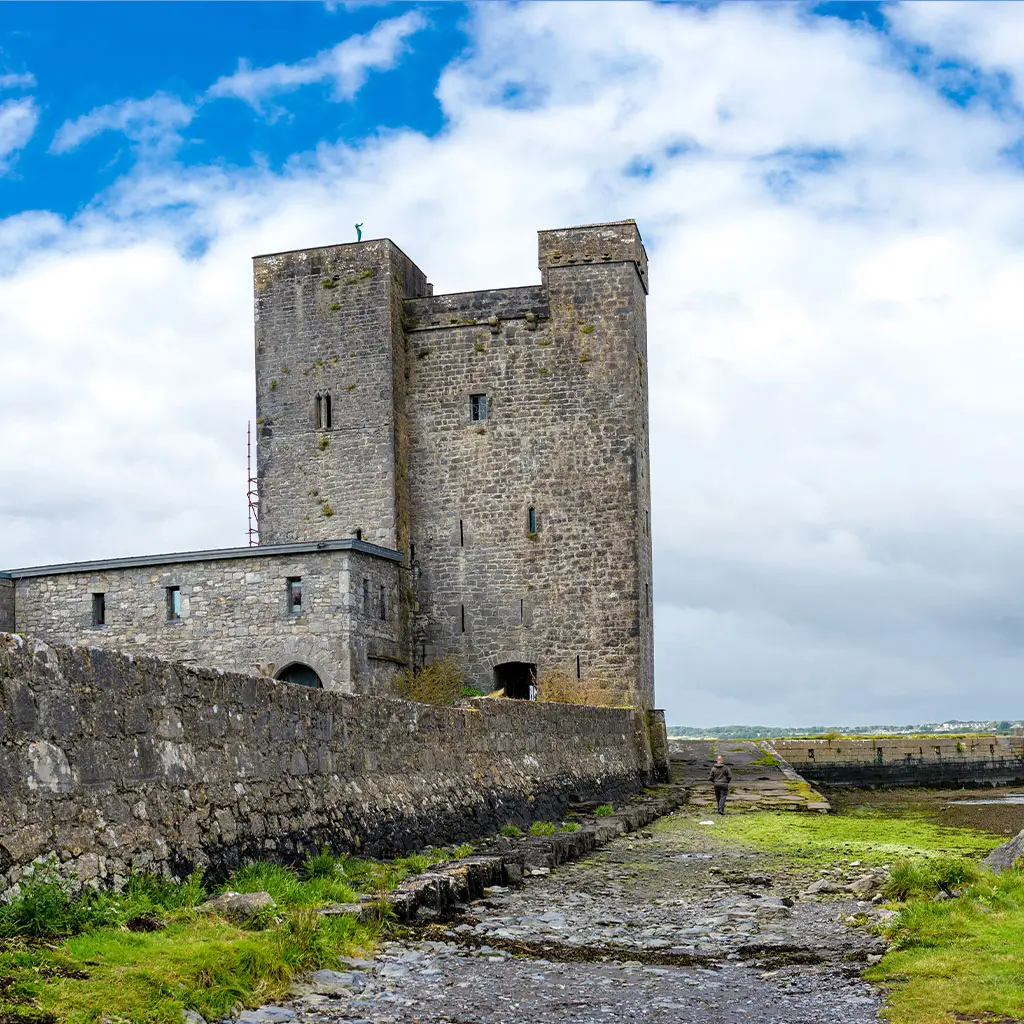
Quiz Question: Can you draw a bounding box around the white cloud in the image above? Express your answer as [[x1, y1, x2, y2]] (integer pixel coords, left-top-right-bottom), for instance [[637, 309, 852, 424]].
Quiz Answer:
[[6, 1, 1024, 725], [50, 91, 194, 156], [0, 72, 36, 90], [0, 97, 38, 171], [207, 10, 426, 111]]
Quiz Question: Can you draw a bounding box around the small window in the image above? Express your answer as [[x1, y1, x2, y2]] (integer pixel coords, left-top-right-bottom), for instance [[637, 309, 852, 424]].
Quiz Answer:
[[527, 506, 537, 533], [287, 577, 302, 614], [379, 584, 387, 621], [166, 586, 182, 622], [576, 654, 581, 680], [470, 393, 487, 422], [362, 578, 370, 615], [91, 593, 105, 627], [460, 604, 466, 633], [459, 519, 464, 547], [315, 393, 332, 430], [354, 527, 362, 541], [807, 748, 814, 760], [876, 749, 884, 763]]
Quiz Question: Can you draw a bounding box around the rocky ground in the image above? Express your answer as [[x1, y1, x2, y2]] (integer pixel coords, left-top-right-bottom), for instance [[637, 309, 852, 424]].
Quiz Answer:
[[237, 806, 890, 1024]]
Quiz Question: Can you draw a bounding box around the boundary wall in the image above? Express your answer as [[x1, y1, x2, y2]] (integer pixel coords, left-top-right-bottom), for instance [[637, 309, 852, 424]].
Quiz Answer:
[[771, 737, 1024, 789], [0, 634, 657, 891]]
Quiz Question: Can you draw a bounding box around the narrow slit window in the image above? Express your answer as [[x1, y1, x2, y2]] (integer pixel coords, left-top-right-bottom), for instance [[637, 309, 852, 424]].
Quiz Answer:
[[459, 519, 464, 547], [576, 655, 581, 680], [460, 604, 466, 633], [287, 577, 302, 615], [470, 393, 487, 422], [520, 598, 524, 623], [410, 542, 415, 563], [379, 584, 387, 621], [362, 578, 370, 615], [354, 528, 363, 541], [166, 586, 182, 622], [527, 506, 537, 533], [91, 592, 105, 627], [315, 393, 333, 430]]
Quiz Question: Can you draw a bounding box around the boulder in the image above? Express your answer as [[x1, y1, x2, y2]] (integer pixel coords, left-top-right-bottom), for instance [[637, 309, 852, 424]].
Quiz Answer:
[[200, 890, 275, 923], [982, 829, 1024, 873]]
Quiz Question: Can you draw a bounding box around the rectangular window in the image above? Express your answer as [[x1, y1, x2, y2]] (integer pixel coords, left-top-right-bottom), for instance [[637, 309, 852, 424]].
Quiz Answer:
[[379, 584, 387, 621], [470, 393, 487, 422], [527, 506, 537, 533], [166, 586, 182, 622], [576, 655, 581, 680], [459, 519, 464, 547], [460, 604, 465, 633], [91, 592, 105, 627], [362, 578, 370, 615], [287, 577, 302, 614]]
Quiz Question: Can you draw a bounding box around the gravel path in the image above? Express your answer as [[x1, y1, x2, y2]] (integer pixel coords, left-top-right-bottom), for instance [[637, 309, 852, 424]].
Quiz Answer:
[[241, 809, 887, 1024]]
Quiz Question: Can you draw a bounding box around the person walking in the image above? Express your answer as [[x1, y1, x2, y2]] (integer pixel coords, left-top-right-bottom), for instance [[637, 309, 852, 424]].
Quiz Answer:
[[710, 754, 732, 815]]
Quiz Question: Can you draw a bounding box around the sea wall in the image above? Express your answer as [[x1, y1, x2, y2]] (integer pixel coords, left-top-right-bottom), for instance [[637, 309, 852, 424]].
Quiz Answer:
[[0, 634, 657, 890]]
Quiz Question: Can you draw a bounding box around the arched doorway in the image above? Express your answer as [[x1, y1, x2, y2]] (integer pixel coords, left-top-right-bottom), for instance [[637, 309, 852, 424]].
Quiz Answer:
[[276, 663, 323, 688], [493, 661, 536, 700]]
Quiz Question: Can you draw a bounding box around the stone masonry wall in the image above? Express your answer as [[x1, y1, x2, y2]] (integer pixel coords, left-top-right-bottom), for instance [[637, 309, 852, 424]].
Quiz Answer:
[[12, 547, 405, 694], [404, 222, 654, 706], [0, 579, 12, 633], [773, 735, 1024, 765], [0, 634, 655, 890], [254, 240, 429, 550]]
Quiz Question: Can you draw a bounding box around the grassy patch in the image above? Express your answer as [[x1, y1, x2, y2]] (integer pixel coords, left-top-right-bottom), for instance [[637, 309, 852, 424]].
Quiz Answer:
[[867, 868, 1024, 1024], [658, 807, 1000, 868], [529, 821, 557, 837], [0, 845, 472, 1023], [595, 805, 614, 817]]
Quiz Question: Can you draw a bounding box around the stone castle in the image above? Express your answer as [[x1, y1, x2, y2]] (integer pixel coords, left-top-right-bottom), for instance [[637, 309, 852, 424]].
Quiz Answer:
[[1, 220, 654, 707]]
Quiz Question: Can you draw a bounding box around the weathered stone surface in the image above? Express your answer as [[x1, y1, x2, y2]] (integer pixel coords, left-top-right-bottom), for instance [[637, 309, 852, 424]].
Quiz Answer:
[[11, 546, 404, 695], [201, 890, 276, 923], [981, 828, 1024, 872], [8, 221, 655, 711], [0, 635, 656, 890], [0, 579, 13, 633]]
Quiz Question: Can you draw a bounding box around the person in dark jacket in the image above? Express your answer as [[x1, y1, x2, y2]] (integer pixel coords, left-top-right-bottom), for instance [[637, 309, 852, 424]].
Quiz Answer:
[[709, 755, 732, 815]]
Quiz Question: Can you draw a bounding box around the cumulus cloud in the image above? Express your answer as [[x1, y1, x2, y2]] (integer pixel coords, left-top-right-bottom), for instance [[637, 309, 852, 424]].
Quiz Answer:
[[6, 1, 1024, 725], [0, 97, 38, 171], [50, 91, 194, 156], [207, 10, 426, 111]]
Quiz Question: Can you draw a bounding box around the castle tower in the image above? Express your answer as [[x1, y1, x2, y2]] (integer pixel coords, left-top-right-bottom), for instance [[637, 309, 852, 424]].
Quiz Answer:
[[254, 221, 654, 708], [253, 239, 429, 549]]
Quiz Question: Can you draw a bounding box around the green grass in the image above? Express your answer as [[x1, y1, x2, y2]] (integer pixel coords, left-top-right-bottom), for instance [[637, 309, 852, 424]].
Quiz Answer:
[[500, 824, 523, 838], [657, 807, 1001, 868], [560, 822, 582, 833], [594, 805, 614, 817], [866, 867, 1024, 1023], [0, 844, 474, 1023], [529, 821, 557, 836]]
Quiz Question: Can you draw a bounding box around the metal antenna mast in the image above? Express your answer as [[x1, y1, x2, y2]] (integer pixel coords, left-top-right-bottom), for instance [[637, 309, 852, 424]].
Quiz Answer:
[[247, 421, 259, 546]]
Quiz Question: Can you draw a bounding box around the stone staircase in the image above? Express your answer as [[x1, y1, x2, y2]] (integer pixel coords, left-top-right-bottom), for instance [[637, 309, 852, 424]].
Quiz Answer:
[[669, 739, 831, 814]]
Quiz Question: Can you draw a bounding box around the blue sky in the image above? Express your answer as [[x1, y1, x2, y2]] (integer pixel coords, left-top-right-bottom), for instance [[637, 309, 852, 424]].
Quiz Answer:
[[4, 1, 1024, 727]]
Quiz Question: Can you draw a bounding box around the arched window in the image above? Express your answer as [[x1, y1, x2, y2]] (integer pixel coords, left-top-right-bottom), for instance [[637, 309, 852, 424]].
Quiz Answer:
[[315, 393, 332, 430]]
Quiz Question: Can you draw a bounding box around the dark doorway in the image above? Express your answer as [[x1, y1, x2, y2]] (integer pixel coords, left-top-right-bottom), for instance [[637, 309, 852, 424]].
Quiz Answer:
[[494, 661, 536, 700], [276, 663, 322, 688]]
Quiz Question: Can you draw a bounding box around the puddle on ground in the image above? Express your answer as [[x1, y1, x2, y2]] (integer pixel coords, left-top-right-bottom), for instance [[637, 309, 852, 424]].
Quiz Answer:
[[949, 795, 1024, 805]]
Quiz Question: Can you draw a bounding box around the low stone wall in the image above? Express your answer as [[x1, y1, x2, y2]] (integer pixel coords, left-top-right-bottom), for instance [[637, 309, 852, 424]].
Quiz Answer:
[[773, 735, 1024, 765], [0, 634, 657, 891], [789, 757, 1024, 790]]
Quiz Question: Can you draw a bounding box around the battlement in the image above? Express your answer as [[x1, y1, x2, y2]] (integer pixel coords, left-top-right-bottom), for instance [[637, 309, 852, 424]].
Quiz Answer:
[[538, 220, 648, 293]]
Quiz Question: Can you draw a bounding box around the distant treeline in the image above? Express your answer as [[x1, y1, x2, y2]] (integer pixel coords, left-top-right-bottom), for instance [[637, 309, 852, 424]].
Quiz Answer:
[[668, 721, 1022, 739]]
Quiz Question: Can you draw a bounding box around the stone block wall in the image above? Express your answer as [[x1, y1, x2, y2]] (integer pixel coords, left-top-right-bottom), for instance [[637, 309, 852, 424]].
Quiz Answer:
[[773, 735, 1024, 765], [0, 579, 12, 633], [403, 222, 654, 706], [0, 634, 656, 890], [254, 239, 429, 550], [11, 544, 405, 694]]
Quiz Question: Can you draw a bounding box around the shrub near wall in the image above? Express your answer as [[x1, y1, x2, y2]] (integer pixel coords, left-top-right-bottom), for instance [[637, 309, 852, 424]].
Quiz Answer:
[[0, 634, 655, 890]]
